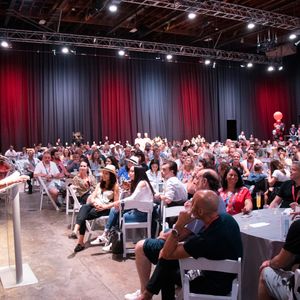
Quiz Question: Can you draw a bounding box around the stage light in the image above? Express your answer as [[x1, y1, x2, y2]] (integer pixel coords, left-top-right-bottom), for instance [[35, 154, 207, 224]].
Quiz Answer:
[[204, 59, 211, 65], [61, 46, 69, 54], [240, 64, 245, 68], [278, 66, 283, 71], [109, 4, 118, 12], [289, 33, 297, 40], [166, 54, 173, 60], [247, 62, 253, 68], [1, 40, 9, 48], [247, 22, 255, 29], [212, 62, 216, 68], [118, 49, 125, 56], [188, 12, 196, 20], [267, 66, 274, 72]]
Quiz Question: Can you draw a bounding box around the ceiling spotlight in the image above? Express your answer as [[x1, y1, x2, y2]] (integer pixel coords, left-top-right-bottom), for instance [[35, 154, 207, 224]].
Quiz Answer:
[[212, 62, 216, 68], [61, 46, 69, 54], [247, 62, 253, 68], [267, 66, 274, 72], [166, 54, 173, 60], [240, 64, 245, 68], [188, 12, 196, 20], [247, 22, 255, 29], [1, 40, 9, 48], [118, 49, 125, 56], [109, 4, 118, 12], [129, 28, 138, 33], [204, 59, 211, 65], [278, 66, 283, 71], [289, 33, 297, 40]]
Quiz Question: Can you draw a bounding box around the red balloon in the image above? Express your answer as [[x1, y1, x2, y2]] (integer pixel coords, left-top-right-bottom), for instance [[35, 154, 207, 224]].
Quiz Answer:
[[273, 111, 283, 121]]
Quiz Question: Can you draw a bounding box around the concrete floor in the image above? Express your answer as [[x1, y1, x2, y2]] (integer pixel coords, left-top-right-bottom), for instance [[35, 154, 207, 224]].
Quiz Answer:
[[0, 189, 161, 300]]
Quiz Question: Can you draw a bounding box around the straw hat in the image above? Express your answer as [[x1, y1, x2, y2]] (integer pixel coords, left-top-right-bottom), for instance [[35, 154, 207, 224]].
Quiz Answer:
[[101, 164, 116, 176], [126, 155, 139, 165]]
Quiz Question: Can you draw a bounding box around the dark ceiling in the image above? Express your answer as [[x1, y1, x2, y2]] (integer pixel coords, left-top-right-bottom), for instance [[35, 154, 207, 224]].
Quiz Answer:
[[0, 0, 300, 60]]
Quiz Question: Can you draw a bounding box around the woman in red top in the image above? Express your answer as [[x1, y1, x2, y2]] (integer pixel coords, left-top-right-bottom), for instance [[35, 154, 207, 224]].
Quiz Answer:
[[219, 166, 253, 215]]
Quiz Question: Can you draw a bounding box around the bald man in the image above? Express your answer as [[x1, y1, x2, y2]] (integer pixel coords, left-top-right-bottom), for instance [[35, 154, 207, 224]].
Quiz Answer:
[[124, 169, 226, 300], [141, 190, 243, 300]]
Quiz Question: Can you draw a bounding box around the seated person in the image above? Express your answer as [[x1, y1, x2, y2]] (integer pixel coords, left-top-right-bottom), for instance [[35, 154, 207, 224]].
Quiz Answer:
[[91, 166, 154, 249], [124, 168, 225, 300], [23, 148, 40, 194], [68, 165, 119, 252], [240, 148, 262, 177], [154, 161, 187, 206], [139, 190, 243, 300], [89, 149, 105, 182], [177, 156, 194, 184], [72, 161, 97, 204], [118, 155, 139, 184], [258, 219, 300, 300], [265, 160, 290, 205], [270, 161, 300, 208], [146, 159, 162, 192], [247, 164, 267, 184], [66, 152, 81, 173], [51, 148, 71, 178], [219, 167, 253, 215], [34, 151, 63, 207], [245, 164, 267, 193]]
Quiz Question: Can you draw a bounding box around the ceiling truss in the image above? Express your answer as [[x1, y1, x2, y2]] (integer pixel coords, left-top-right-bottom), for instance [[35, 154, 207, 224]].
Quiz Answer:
[[121, 0, 300, 30], [0, 28, 275, 64]]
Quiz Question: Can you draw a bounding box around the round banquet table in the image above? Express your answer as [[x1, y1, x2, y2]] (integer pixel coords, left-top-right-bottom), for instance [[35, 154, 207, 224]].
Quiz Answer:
[[233, 208, 286, 300]]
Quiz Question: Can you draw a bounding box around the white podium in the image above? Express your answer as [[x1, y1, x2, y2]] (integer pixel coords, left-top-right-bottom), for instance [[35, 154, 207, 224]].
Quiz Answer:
[[0, 182, 38, 288]]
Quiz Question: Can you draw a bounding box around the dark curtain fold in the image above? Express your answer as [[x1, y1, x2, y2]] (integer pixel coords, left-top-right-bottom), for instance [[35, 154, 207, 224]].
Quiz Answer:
[[0, 50, 299, 151]]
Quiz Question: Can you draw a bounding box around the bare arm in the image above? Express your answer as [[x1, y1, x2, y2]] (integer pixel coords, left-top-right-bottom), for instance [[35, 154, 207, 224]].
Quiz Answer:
[[160, 211, 194, 260], [259, 248, 295, 273], [269, 195, 282, 208]]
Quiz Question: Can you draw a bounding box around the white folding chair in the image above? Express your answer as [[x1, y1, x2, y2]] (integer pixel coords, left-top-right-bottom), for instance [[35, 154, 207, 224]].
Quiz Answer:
[[122, 201, 153, 258], [294, 269, 300, 300], [67, 185, 108, 240], [37, 176, 59, 211], [162, 204, 185, 231], [179, 257, 242, 300]]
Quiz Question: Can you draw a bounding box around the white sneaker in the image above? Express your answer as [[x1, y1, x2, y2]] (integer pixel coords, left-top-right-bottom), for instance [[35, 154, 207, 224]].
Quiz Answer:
[[90, 233, 108, 245], [102, 243, 112, 252], [124, 289, 141, 300]]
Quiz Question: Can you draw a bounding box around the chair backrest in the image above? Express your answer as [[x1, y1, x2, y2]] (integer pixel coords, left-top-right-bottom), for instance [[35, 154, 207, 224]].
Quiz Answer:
[[179, 257, 242, 300], [67, 185, 82, 211], [294, 269, 300, 300], [162, 205, 185, 230]]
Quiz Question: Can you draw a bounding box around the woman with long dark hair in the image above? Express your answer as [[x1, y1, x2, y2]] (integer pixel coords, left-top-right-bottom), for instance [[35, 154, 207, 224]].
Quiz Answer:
[[219, 166, 253, 215], [89, 149, 104, 182], [91, 166, 154, 247], [68, 165, 119, 252]]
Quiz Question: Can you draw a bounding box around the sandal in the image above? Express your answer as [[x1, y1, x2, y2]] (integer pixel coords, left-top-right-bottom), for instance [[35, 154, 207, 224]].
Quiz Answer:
[[74, 244, 85, 252], [68, 232, 77, 239]]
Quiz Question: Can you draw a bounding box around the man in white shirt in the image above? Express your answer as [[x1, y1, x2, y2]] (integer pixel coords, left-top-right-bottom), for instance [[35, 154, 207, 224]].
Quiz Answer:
[[155, 161, 187, 206], [34, 151, 62, 206], [5, 145, 18, 161]]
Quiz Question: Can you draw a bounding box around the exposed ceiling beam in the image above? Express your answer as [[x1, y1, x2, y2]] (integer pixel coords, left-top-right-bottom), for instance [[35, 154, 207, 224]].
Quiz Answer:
[[0, 28, 276, 64], [107, 6, 145, 35], [120, 0, 300, 30]]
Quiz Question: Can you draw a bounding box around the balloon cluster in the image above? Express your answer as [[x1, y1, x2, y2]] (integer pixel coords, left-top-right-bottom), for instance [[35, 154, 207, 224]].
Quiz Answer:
[[272, 111, 285, 141]]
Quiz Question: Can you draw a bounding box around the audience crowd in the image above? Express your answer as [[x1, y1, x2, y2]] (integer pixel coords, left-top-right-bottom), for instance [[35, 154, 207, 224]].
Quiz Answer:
[[2, 130, 300, 300]]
